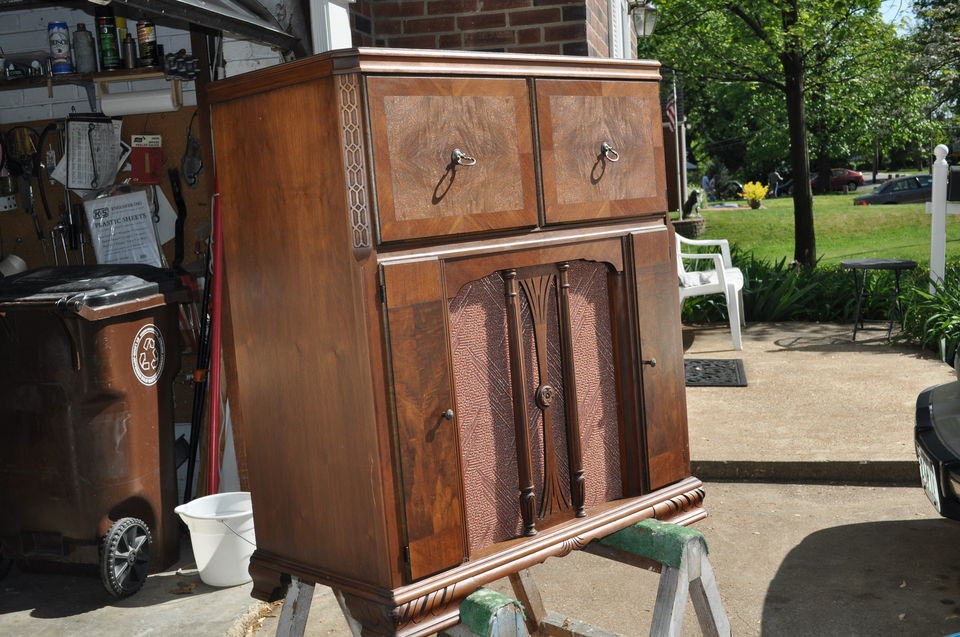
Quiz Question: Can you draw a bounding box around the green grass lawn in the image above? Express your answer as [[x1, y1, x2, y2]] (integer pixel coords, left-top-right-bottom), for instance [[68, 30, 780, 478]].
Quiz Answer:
[[688, 190, 960, 266]]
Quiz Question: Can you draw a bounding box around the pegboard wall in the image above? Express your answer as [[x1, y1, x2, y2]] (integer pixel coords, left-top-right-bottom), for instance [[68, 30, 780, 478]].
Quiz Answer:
[[0, 106, 212, 275]]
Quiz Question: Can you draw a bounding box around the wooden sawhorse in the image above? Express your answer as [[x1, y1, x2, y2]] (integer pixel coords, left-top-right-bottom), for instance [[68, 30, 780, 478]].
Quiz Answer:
[[275, 519, 729, 637]]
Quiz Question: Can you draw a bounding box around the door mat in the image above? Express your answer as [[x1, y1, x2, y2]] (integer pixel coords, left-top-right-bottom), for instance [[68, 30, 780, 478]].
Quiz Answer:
[[684, 359, 747, 387]]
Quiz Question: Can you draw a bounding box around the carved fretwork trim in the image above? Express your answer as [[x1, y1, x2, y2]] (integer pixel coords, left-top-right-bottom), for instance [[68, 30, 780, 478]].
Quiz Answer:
[[336, 73, 372, 258]]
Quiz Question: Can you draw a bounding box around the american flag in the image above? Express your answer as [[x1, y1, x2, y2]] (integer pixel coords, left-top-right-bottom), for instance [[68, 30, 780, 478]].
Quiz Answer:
[[665, 94, 677, 132]]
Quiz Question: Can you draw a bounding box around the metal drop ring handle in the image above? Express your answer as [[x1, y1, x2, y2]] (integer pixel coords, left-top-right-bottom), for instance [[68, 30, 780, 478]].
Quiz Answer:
[[600, 141, 620, 162], [451, 148, 477, 167]]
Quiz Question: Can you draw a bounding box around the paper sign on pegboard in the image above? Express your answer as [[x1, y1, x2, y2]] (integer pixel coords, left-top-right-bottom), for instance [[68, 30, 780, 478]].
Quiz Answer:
[[83, 190, 162, 267]]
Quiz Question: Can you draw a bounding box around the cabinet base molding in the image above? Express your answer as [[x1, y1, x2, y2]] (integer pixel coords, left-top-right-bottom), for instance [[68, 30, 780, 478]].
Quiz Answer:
[[250, 477, 705, 636]]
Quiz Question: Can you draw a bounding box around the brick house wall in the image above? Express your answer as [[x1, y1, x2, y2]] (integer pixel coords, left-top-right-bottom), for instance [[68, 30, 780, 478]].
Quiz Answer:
[[350, 0, 632, 58]]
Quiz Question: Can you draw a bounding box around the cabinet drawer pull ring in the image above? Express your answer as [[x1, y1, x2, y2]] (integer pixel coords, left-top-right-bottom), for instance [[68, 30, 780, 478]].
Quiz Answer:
[[451, 148, 477, 166], [442, 408, 455, 421], [600, 141, 620, 162], [642, 358, 657, 367]]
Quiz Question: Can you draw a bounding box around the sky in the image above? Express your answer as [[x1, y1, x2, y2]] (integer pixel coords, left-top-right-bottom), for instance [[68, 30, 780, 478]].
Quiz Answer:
[[881, 0, 914, 28]]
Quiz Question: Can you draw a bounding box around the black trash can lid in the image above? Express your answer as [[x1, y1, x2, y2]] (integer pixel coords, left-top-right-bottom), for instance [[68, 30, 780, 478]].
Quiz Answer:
[[0, 265, 187, 310]]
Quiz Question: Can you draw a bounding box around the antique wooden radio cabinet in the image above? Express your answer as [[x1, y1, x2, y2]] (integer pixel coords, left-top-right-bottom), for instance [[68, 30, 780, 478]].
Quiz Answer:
[[207, 48, 705, 636]]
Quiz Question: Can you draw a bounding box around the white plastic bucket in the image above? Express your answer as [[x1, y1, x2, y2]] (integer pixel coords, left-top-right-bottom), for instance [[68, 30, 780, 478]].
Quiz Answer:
[[174, 492, 256, 587]]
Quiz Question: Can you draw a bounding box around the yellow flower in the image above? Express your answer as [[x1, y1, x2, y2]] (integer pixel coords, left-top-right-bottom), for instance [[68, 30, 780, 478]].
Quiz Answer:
[[739, 181, 770, 204]]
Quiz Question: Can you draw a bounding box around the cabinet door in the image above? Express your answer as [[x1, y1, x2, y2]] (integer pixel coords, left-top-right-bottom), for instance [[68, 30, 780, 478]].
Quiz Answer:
[[537, 79, 667, 224], [382, 260, 467, 581], [367, 77, 538, 243], [631, 229, 690, 489]]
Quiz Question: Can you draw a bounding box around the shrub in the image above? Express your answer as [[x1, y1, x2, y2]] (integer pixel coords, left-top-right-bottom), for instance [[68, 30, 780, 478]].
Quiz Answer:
[[680, 248, 923, 324], [899, 261, 960, 362]]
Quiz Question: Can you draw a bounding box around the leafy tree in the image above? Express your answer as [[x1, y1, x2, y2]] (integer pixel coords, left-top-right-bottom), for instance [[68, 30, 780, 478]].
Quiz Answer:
[[805, 21, 939, 183], [912, 0, 960, 113], [639, 0, 905, 267]]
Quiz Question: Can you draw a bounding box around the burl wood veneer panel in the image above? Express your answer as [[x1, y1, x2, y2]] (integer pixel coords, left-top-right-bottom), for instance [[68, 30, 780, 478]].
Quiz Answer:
[[383, 259, 468, 581], [367, 76, 538, 243], [537, 79, 668, 224]]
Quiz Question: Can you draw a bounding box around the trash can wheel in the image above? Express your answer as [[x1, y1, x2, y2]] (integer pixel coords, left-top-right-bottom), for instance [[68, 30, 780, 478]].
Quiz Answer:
[[100, 517, 153, 598]]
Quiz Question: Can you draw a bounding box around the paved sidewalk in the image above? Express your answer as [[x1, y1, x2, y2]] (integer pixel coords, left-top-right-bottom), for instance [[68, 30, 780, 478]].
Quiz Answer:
[[683, 322, 953, 483]]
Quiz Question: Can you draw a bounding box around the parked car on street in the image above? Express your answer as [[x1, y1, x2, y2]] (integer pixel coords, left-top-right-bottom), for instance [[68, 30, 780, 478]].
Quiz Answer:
[[853, 174, 933, 205], [812, 168, 865, 192], [779, 168, 865, 195], [915, 379, 960, 521]]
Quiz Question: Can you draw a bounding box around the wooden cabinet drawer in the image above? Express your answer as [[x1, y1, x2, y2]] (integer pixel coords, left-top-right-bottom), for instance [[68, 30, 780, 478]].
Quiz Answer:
[[536, 79, 667, 224], [367, 77, 538, 243]]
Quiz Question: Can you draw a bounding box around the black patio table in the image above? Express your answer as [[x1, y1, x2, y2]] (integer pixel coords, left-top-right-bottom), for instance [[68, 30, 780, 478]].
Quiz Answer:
[[840, 258, 918, 340]]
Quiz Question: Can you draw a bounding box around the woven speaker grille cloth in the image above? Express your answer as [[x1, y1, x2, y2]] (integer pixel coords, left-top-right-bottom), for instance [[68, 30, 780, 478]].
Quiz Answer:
[[449, 261, 621, 554]]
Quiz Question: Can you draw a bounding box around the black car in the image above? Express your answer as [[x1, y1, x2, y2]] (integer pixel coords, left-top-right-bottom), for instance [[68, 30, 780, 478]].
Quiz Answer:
[[915, 380, 960, 520], [854, 174, 933, 205]]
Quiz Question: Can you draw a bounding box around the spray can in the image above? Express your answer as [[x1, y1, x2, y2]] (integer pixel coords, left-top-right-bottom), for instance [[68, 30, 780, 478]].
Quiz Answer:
[[136, 20, 158, 67], [95, 6, 122, 70], [72, 23, 96, 73], [115, 16, 128, 42], [48, 21, 73, 74]]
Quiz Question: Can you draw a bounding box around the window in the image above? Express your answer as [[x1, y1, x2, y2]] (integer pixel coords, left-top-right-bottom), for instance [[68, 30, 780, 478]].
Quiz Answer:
[[311, 0, 355, 54], [608, 0, 633, 59]]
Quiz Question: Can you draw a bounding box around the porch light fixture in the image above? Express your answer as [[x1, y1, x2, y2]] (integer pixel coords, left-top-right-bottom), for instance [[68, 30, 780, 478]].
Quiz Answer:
[[628, 1, 658, 37]]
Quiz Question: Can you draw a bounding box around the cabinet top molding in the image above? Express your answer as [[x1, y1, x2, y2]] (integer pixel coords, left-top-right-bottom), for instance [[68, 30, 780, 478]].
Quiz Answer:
[[207, 47, 663, 103]]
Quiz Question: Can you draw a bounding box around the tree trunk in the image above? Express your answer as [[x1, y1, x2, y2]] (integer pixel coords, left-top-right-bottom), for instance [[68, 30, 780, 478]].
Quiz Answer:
[[815, 153, 832, 195], [781, 49, 816, 268]]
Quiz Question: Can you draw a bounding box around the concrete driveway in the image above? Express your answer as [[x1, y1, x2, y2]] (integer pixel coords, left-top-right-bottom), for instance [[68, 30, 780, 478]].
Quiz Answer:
[[2, 322, 958, 636]]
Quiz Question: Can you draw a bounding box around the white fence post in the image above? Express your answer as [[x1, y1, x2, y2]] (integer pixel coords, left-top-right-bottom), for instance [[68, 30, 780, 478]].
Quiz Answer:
[[930, 144, 949, 294]]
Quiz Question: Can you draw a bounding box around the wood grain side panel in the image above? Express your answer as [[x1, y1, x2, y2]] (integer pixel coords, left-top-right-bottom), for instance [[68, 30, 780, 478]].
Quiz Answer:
[[367, 77, 538, 242], [383, 260, 467, 581], [630, 229, 690, 489], [211, 78, 393, 587], [537, 79, 668, 224]]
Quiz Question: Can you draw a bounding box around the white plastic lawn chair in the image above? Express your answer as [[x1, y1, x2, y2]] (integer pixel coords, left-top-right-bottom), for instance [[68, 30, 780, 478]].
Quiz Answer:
[[676, 234, 745, 351]]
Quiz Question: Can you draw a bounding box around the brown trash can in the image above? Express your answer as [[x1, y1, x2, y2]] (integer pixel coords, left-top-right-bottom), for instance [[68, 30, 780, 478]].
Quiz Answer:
[[0, 265, 189, 597]]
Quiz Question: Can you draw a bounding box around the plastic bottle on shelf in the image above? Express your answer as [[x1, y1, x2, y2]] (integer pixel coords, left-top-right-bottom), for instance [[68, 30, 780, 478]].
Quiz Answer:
[[73, 23, 97, 73]]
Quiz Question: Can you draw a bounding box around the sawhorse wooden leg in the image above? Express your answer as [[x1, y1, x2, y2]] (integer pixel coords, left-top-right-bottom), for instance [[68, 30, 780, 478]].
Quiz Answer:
[[275, 577, 363, 637], [587, 519, 730, 637], [276, 576, 314, 637]]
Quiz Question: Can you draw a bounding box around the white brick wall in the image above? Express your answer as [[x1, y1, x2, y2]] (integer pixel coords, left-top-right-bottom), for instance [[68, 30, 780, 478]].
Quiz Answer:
[[0, 5, 198, 125], [221, 39, 284, 77]]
